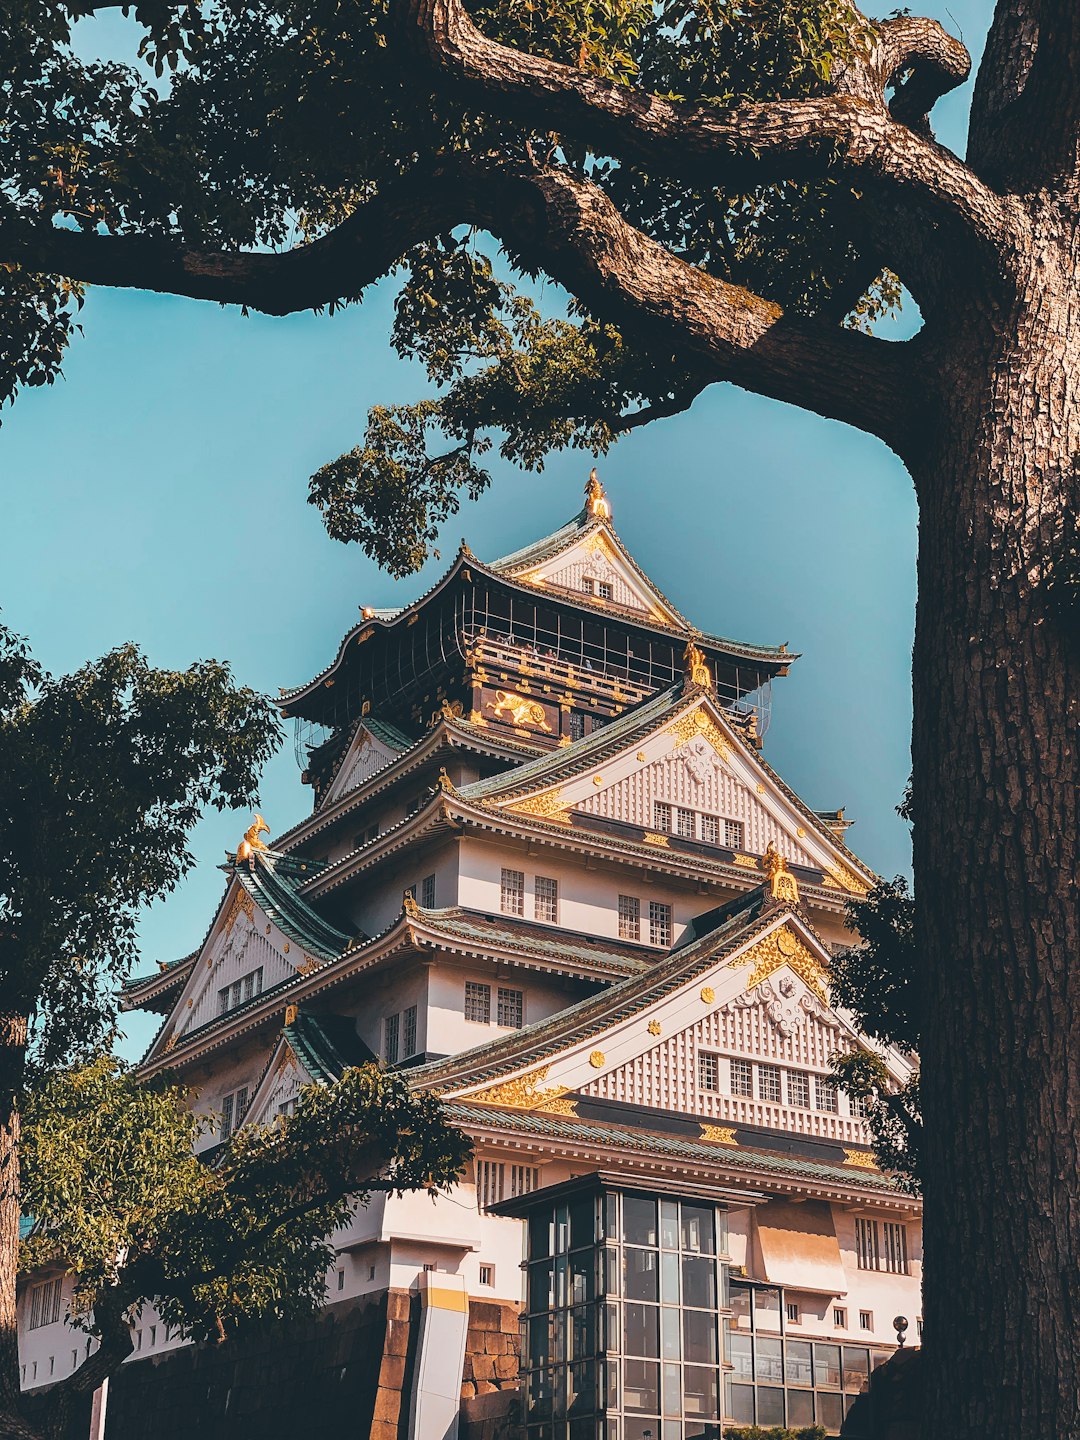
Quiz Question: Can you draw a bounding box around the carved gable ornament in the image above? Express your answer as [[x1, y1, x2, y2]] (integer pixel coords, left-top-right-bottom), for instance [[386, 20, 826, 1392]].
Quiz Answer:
[[731, 972, 839, 1037], [729, 924, 829, 1003], [680, 732, 723, 786]]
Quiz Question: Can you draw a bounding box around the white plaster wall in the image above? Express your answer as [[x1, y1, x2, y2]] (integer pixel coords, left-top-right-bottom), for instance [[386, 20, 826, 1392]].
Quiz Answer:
[[425, 958, 581, 1059]]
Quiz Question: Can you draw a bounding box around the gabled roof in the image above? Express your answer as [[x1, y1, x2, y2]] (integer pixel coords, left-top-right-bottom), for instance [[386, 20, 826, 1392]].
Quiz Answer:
[[232, 850, 353, 961], [283, 1009, 377, 1084]]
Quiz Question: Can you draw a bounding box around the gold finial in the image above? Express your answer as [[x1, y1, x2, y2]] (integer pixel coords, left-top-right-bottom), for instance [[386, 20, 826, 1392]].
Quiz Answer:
[[235, 814, 270, 865], [437, 767, 456, 793], [682, 639, 713, 690], [360, 605, 376, 619], [762, 842, 800, 906], [402, 891, 420, 916], [284, 1004, 298, 1026], [584, 468, 610, 519]]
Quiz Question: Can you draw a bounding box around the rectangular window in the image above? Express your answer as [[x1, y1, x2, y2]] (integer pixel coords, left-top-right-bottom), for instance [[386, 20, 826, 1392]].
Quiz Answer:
[[220, 1092, 234, 1141], [479, 1264, 494, 1287], [243, 970, 256, 1003], [675, 807, 696, 839], [855, 1217, 880, 1271], [815, 1075, 839, 1112], [618, 894, 641, 941], [730, 1058, 753, 1098], [277, 1097, 298, 1119], [700, 814, 719, 845], [534, 875, 558, 923], [724, 818, 745, 849], [788, 1071, 810, 1108], [568, 712, 585, 741], [834, 1307, 847, 1329], [649, 901, 672, 947], [384, 1012, 400, 1064], [28, 1278, 62, 1330], [402, 1005, 417, 1058], [698, 1051, 720, 1093], [860, 1310, 873, 1331], [849, 1090, 869, 1118], [786, 1302, 801, 1325], [597, 581, 613, 600], [510, 1164, 538, 1197], [421, 873, 436, 908], [219, 968, 262, 1016], [235, 1087, 248, 1126], [337, 1269, 345, 1292], [497, 987, 524, 1028], [758, 1063, 782, 1103], [500, 867, 525, 916], [653, 801, 672, 832], [464, 981, 491, 1024], [477, 1159, 505, 1211], [882, 1221, 909, 1274]]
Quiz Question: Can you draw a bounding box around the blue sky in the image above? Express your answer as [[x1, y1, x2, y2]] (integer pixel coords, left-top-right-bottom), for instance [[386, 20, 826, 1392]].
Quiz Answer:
[[0, 2, 989, 1058]]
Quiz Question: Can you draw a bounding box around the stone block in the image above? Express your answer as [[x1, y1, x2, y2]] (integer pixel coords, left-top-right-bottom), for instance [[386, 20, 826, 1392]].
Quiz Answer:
[[378, 1354, 407, 1391], [386, 1290, 411, 1322], [476, 1381, 498, 1395], [372, 1387, 401, 1426], [494, 1355, 518, 1380], [370, 1422, 398, 1440], [470, 1302, 503, 1331], [499, 1306, 522, 1334], [384, 1319, 410, 1356], [461, 1382, 476, 1401], [472, 1355, 496, 1382]]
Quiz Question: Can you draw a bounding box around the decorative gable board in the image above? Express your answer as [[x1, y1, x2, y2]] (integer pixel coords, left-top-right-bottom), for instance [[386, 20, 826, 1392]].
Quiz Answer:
[[244, 1046, 309, 1128], [150, 881, 306, 1054], [322, 725, 402, 808], [513, 530, 681, 625]]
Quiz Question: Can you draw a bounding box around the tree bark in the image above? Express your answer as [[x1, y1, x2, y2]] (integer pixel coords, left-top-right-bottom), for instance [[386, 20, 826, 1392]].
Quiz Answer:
[[912, 212, 1080, 1438], [0, 1015, 40, 1440]]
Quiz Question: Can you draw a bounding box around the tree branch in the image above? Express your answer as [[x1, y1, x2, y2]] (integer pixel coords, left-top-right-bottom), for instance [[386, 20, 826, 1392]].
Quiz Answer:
[[400, 0, 1010, 269]]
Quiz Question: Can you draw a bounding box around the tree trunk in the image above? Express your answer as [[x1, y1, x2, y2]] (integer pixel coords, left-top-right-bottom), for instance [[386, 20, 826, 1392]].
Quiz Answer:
[[913, 223, 1080, 1439], [0, 1015, 40, 1440]]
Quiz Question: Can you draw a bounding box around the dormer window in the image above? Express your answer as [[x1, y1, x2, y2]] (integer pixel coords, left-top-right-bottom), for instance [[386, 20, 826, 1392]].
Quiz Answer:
[[218, 967, 262, 1016], [583, 578, 613, 601]]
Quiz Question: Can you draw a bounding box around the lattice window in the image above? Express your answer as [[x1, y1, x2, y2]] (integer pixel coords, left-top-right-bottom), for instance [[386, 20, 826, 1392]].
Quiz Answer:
[[815, 1076, 839, 1112], [700, 814, 719, 845], [653, 801, 672, 832], [848, 1090, 868, 1118], [724, 818, 745, 849], [698, 1051, 720, 1093], [220, 1086, 247, 1141], [855, 1217, 879, 1271], [500, 868, 525, 916], [568, 712, 585, 741], [28, 1278, 62, 1331], [421, 873, 436, 907], [534, 875, 558, 923], [788, 1071, 811, 1108], [675, 807, 696, 839], [618, 894, 641, 941], [219, 967, 262, 1016], [497, 987, 523, 1028], [649, 901, 672, 947], [510, 1164, 538, 1197], [477, 1159, 505, 1211], [384, 1012, 400, 1064], [758, 1063, 782, 1102], [882, 1222, 909, 1274], [465, 981, 491, 1023], [402, 1005, 417, 1058], [730, 1058, 753, 1098]]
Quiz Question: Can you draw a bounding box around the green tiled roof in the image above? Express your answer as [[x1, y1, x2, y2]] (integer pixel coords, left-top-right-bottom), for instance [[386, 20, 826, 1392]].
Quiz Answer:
[[284, 1010, 376, 1083], [363, 716, 413, 751], [412, 907, 651, 980], [447, 1101, 899, 1194], [488, 507, 595, 574], [235, 850, 352, 962]]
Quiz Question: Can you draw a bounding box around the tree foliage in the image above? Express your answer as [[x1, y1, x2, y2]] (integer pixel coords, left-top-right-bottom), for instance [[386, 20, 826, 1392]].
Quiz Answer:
[[21, 1056, 471, 1346]]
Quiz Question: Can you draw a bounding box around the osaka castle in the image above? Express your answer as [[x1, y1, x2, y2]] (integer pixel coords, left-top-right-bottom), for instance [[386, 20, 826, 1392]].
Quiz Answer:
[[19, 474, 921, 1440]]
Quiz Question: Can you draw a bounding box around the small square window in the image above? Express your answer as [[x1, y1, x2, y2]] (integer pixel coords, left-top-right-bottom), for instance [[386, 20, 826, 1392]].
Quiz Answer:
[[534, 875, 558, 923], [618, 894, 641, 941], [700, 814, 719, 845], [849, 1090, 869, 1118], [497, 986, 523, 1028], [859, 1310, 873, 1331], [479, 1264, 495, 1287], [724, 818, 744, 849], [649, 901, 672, 947], [788, 1071, 810, 1108], [758, 1063, 781, 1103], [786, 1302, 801, 1325], [833, 1307, 847, 1329], [464, 981, 491, 1024], [698, 1052, 720, 1093], [653, 801, 672, 832], [730, 1058, 753, 1098], [675, 807, 696, 839], [423, 1263, 436, 1273], [500, 868, 525, 917], [815, 1076, 839, 1112]]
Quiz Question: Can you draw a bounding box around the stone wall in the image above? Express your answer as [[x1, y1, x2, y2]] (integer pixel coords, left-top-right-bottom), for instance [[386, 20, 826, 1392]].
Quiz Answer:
[[461, 1298, 521, 1404]]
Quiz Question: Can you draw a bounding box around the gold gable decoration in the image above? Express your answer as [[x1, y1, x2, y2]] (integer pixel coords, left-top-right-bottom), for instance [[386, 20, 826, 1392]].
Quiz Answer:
[[224, 887, 255, 934], [468, 1065, 572, 1112], [509, 788, 571, 824], [701, 1125, 738, 1146], [733, 924, 829, 1003], [821, 863, 871, 896], [667, 708, 729, 759]]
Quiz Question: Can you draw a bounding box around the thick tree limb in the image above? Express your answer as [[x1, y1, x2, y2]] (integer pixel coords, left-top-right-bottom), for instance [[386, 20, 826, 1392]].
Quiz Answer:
[[400, 0, 1010, 267]]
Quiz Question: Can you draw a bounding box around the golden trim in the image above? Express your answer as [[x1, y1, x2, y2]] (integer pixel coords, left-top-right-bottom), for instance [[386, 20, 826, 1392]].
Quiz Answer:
[[636, 752, 647, 763], [732, 853, 758, 870], [667, 708, 729, 759], [822, 864, 870, 896], [589, 1050, 606, 1069], [510, 788, 571, 824], [843, 1148, 878, 1170], [734, 926, 828, 1002], [647, 1020, 661, 1037], [762, 843, 800, 906], [700, 986, 715, 1004], [643, 832, 671, 848], [593, 775, 603, 786], [224, 887, 255, 934], [701, 1125, 738, 1146], [469, 1065, 571, 1111]]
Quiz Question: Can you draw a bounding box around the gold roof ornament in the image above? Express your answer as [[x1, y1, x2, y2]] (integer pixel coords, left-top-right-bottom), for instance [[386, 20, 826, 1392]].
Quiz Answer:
[[402, 891, 420, 916], [683, 639, 713, 691], [584, 468, 610, 519], [235, 814, 270, 865], [762, 842, 800, 907]]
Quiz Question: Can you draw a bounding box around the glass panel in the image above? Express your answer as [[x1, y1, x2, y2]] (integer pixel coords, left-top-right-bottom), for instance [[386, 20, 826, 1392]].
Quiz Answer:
[[570, 1193, 595, 1251], [624, 1249, 659, 1303], [623, 1358, 660, 1413], [683, 1365, 718, 1418], [715, 1209, 729, 1258], [753, 1286, 782, 1333], [786, 1339, 814, 1385], [660, 1199, 680, 1250], [623, 1196, 658, 1247], [603, 1247, 620, 1297], [755, 1334, 784, 1383], [529, 1210, 551, 1261], [570, 1250, 595, 1307], [788, 1388, 815, 1425], [872, 1348, 893, 1371], [681, 1256, 715, 1311], [729, 1282, 752, 1332], [661, 1251, 681, 1305], [555, 1255, 569, 1309], [663, 1422, 683, 1440], [727, 1381, 755, 1424], [625, 1422, 662, 1440], [818, 1390, 844, 1432], [680, 1204, 715, 1255], [624, 1302, 659, 1359], [604, 1301, 620, 1354], [570, 1421, 598, 1440], [815, 1342, 842, 1388], [556, 1203, 570, 1255], [661, 1305, 681, 1360], [568, 1360, 596, 1416], [683, 1309, 718, 1366], [602, 1192, 618, 1242], [528, 1261, 553, 1314], [756, 1385, 785, 1426], [605, 1357, 619, 1409], [570, 1305, 595, 1362], [662, 1361, 682, 1415], [843, 1345, 872, 1392], [526, 1368, 553, 1421], [728, 1331, 753, 1381], [554, 1311, 567, 1367], [528, 1315, 552, 1368]]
